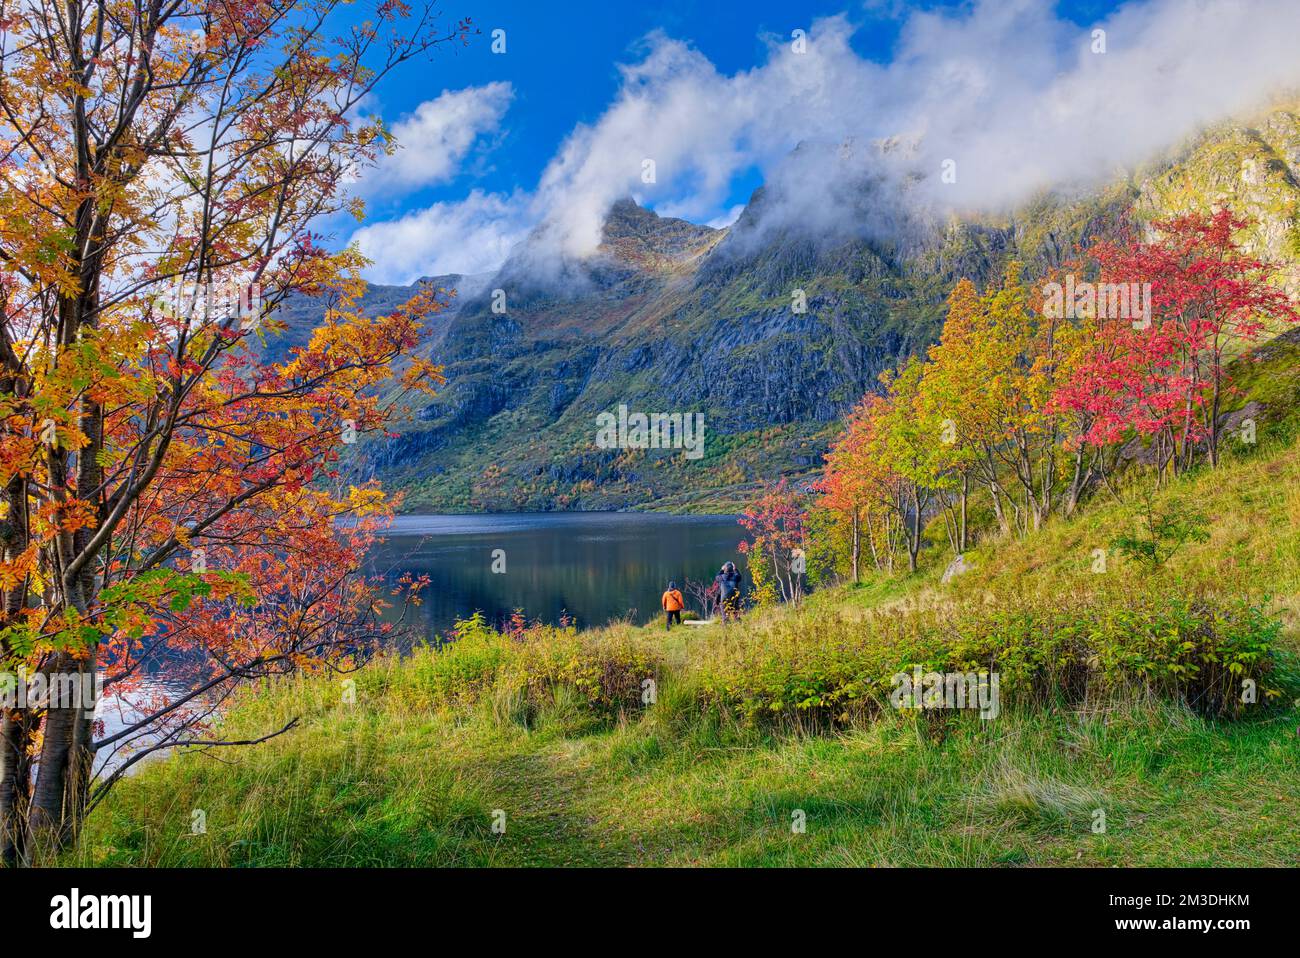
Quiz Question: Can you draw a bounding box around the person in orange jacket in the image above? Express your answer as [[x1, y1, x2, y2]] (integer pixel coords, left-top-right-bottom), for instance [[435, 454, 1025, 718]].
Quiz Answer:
[[661, 580, 685, 630]]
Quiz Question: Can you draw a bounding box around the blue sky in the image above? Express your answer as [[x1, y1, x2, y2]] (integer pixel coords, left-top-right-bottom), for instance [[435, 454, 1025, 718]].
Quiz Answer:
[[359, 0, 1118, 220], [338, 0, 1300, 284]]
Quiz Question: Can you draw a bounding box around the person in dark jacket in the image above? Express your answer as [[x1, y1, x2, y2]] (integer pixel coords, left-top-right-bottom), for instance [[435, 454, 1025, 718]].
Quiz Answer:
[[715, 562, 742, 623]]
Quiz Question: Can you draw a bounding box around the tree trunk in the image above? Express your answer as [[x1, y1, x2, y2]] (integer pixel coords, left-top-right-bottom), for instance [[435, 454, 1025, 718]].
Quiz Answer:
[[27, 653, 82, 858], [28, 268, 106, 856], [0, 451, 33, 864], [1208, 366, 1222, 468], [865, 511, 881, 572], [1065, 443, 1088, 517], [988, 485, 1008, 535], [907, 485, 921, 573], [0, 710, 36, 865], [940, 495, 958, 554], [958, 473, 969, 553], [62, 655, 98, 849], [977, 447, 1010, 536], [850, 507, 861, 584]]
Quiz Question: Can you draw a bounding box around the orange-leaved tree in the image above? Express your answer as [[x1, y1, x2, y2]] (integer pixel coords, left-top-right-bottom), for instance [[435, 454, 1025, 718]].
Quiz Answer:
[[816, 394, 902, 580], [0, 0, 471, 862]]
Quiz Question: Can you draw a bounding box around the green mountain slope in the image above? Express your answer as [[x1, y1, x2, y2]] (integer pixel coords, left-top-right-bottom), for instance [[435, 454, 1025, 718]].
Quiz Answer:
[[340, 100, 1300, 513]]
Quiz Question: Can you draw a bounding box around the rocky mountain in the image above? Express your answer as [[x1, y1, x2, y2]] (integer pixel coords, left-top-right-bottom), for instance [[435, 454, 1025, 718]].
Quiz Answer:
[[320, 100, 1300, 513], [265, 273, 482, 366]]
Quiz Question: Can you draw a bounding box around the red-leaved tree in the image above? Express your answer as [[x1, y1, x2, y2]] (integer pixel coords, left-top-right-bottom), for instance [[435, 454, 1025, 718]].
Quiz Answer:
[[1055, 210, 1299, 478], [738, 479, 808, 605]]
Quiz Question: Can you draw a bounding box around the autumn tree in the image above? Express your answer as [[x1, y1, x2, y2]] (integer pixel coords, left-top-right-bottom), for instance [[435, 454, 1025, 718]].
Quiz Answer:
[[917, 278, 989, 548], [873, 360, 945, 572], [0, 0, 471, 862], [977, 262, 1075, 533], [816, 397, 873, 582], [817, 393, 907, 578], [738, 479, 807, 606], [818, 211, 1296, 581], [1058, 210, 1299, 479]]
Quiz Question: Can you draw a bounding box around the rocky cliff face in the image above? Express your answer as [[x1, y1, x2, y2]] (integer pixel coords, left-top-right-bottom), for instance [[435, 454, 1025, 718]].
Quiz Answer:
[[329, 102, 1300, 513], [1135, 99, 1300, 297]]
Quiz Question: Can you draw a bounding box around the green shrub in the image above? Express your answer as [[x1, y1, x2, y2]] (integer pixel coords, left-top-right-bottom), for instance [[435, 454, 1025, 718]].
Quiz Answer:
[[381, 613, 511, 709], [503, 627, 661, 718], [1079, 595, 1282, 717], [684, 585, 1287, 727], [396, 615, 663, 724], [374, 585, 1285, 733]]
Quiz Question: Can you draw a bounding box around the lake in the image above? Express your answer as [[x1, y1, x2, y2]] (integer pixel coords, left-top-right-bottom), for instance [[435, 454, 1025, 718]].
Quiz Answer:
[[371, 512, 743, 641], [92, 512, 739, 775]]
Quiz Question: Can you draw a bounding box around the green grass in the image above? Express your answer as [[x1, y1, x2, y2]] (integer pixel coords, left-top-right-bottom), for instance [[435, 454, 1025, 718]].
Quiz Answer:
[[73, 439, 1300, 867], [73, 670, 1299, 867], [71, 332, 1300, 868]]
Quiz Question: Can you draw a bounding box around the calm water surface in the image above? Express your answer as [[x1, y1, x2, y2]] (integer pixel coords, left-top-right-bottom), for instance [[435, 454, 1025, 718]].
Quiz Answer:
[[96, 513, 737, 775], [371, 512, 742, 641]]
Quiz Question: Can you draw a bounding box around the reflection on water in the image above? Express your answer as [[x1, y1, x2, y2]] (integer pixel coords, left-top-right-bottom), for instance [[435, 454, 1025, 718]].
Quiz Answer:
[[93, 676, 195, 777], [93, 513, 742, 777], [372, 512, 743, 641]]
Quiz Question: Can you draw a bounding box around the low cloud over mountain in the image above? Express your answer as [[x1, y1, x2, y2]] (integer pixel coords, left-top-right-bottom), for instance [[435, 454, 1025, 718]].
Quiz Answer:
[[354, 0, 1300, 284]]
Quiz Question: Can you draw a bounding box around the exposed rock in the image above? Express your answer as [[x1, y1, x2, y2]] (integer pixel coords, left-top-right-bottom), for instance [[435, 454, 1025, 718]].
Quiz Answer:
[[941, 554, 971, 584]]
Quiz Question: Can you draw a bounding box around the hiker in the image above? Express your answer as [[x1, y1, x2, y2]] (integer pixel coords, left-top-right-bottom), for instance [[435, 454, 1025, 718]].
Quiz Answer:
[[661, 581, 685, 630], [715, 562, 742, 623]]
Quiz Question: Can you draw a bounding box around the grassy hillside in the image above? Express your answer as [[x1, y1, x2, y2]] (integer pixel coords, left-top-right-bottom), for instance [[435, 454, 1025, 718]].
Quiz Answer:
[[71, 359, 1300, 864]]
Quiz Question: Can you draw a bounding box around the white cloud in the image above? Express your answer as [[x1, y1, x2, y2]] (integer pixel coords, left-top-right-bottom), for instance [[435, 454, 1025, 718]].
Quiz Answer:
[[354, 0, 1300, 280], [528, 0, 1300, 257], [351, 189, 531, 285], [704, 204, 746, 229], [364, 81, 514, 194]]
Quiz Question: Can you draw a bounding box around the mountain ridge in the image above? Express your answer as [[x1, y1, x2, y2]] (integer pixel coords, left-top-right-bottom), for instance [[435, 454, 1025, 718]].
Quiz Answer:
[[329, 100, 1300, 512]]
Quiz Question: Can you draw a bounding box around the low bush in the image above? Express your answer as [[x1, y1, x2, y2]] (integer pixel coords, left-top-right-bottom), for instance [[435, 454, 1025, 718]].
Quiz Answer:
[[681, 585, 1287, 727], [372, 584, 1287, 734], [395, 613, 663, 724], [501, 626, 661, 719]]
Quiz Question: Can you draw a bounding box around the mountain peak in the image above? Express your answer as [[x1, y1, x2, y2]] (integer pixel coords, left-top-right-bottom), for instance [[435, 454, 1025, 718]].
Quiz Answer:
[[598, 198, 721, 268]]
